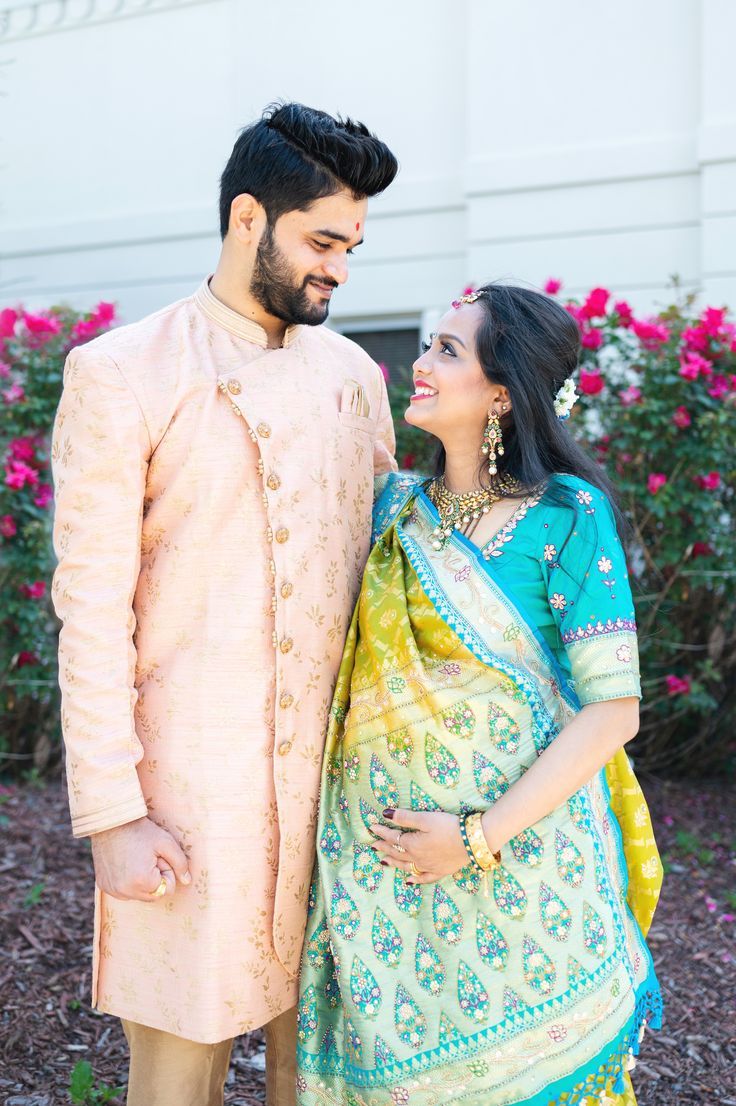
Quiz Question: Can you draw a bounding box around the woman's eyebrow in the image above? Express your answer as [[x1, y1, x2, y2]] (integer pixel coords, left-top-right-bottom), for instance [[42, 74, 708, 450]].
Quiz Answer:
[[437, 332, 466, 349]]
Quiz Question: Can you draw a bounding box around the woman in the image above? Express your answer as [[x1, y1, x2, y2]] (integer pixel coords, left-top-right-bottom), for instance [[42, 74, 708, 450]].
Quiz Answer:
[[296, 285, 662, 1106]]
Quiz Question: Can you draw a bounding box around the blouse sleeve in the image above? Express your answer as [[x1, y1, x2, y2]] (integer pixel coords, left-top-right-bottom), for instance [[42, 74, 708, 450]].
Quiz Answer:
[[542, 484, 641, 706]]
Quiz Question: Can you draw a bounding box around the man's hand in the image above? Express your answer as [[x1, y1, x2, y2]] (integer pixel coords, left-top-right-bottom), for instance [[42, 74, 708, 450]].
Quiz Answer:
[[90, 816, 191, 902]]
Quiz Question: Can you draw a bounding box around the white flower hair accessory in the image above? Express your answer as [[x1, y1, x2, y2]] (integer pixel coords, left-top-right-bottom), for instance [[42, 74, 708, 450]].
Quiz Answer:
[[554, 377, 578, 420]]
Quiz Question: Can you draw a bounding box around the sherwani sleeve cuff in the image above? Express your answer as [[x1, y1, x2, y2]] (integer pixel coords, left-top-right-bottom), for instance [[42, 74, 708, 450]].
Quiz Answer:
[[72, 790, 149, 838]]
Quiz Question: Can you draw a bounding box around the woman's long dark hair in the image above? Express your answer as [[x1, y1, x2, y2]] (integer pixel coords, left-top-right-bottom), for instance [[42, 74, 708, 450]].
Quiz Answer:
[[434, 281, 627, 536]]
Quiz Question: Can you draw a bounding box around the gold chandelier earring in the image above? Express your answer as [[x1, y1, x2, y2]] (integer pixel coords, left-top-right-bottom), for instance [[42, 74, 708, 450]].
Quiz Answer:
[[481, 406, 506, 476]]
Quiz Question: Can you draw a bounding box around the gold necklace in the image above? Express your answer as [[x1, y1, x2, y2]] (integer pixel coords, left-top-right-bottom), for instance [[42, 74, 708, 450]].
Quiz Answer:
[[427, 473, 524, 550]]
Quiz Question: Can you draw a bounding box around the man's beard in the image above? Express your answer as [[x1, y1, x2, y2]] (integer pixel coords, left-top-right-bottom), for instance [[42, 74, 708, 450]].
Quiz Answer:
[[250, 224, 336, 326]]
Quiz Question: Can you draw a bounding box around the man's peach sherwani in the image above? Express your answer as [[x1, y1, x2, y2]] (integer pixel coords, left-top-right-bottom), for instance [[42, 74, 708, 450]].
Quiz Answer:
[[51, 278, 396, 1042]]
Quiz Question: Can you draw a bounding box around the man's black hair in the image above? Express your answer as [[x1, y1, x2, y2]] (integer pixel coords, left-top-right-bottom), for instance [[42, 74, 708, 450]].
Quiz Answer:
[[219, 102, 398, 239]]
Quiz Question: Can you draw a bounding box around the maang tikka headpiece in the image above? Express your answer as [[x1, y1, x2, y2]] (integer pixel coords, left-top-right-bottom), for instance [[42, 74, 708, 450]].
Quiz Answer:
[[451, 289, 486, 309]]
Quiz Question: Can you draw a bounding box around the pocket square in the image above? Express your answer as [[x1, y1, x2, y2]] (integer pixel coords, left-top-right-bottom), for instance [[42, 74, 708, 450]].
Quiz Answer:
[[341, 379, 371, 418]]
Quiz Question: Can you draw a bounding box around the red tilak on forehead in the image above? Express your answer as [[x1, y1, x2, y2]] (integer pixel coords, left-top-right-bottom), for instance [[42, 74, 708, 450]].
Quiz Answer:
[[356, 222, 361, 231]]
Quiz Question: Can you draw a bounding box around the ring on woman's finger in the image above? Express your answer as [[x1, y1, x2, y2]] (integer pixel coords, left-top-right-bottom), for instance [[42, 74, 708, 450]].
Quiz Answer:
[[409, 861, 423, 877], [394, 831, 406, 854], [151, 877, 167, 898]]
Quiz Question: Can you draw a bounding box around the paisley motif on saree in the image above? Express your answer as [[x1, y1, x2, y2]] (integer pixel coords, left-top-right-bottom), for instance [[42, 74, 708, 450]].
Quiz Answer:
[[297, 476, 662, 1106]]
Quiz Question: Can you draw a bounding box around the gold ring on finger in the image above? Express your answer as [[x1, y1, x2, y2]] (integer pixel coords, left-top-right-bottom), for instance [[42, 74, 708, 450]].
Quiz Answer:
[[410, 861, 423, 877], [151, 877, 167, 898], [394, 831, 406, 854]]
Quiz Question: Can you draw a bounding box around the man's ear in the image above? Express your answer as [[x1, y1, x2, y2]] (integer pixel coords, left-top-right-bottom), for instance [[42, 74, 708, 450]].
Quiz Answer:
[[228, 194, 265, 243]]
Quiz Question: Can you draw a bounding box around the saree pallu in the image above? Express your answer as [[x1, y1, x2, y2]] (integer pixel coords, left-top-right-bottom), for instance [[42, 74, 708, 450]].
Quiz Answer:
[[297, 479, 662, 1106]]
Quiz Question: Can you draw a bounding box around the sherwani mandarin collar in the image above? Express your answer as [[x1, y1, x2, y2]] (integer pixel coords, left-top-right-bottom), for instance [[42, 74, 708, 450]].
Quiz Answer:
[[193, 276, 302, 349]]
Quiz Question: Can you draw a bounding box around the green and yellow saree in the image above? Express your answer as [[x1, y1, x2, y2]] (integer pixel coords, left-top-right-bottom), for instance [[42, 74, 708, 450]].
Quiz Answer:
[[296, 473, 662, 1106]]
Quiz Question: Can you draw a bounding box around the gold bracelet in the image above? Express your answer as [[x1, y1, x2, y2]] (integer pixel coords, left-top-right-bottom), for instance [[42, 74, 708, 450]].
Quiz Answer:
[[465, 812, 501, 872]]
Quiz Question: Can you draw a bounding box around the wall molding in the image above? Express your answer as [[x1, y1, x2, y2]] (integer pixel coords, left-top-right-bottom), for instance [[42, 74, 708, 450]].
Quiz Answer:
[[0, 0, 221, 42]]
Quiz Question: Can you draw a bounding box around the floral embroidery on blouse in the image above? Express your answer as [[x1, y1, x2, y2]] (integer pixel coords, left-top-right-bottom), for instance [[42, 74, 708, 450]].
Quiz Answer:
[[481, 491, 543, 560], [543, 543, 558, 562], [616, 643, 633, 663], [549, 593, 567, 611], [597, 556, 613, 573], [560, 616, 637, 644], [576, 489, 594, 509]]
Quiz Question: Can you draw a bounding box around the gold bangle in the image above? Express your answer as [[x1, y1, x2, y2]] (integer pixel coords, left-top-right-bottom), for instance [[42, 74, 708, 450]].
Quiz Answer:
[[465, 812, 501, 872]]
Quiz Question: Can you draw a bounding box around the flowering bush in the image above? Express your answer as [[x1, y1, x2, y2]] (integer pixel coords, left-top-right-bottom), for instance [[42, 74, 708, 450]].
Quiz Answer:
[[0, 302, 115, 771], [389, 280, 735, 774], [556, 281, 735, 773]]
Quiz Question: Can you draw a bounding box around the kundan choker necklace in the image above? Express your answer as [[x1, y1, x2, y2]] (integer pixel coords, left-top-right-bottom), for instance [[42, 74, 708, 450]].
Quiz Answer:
[[427, 473, 524, 550]]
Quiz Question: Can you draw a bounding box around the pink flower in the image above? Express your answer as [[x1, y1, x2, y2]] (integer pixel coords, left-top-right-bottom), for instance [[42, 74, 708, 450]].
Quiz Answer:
[[401, 452, 416, 469], [544, 278, 563, 295], [705, 896, 717, 913], [34, 483, 53, 509], [70, 318, 100, 343], [23, 312, 61, 336], [93, 301, 116, 326], [378, 361, 390, 384], [691, 541, 714, 558], [2, 382, 25, 405], [0, 514, 17, 539], [619, 385, 642, 407], [9, 437, 36, 463], [580, 287, 610, 319], [720, 913, 735, 924], [707, 374, 731, 400], [0, 308, 18, 338], [0, 361, 10, 380], [579, 368, 605, 394], [697, 471, 721, 490], [614, 300, 634, 327], [700, 306, 727, 336], [665, 674, 691, 696], [564, 302, 583, 322], [681, 324, 709, 353], [662, 815, 674, 827], [4, 461, 40, 489], [581, 328, 604, 350], [672, 406, 692, 428], [632, 319, 670, 349], [679, 352, 713, 380], [647, 473, 667, 495], [21, 580, 46, 600], [16, 651, 40, 668]]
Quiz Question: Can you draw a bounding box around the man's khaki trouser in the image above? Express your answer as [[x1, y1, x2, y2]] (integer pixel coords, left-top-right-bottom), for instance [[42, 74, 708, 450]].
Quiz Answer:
[[122, 1006, 297, 1106]]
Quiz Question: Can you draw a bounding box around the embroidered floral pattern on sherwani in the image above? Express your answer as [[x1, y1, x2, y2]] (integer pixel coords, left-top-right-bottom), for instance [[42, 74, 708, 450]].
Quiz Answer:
[[297, 474, 662, 1105]]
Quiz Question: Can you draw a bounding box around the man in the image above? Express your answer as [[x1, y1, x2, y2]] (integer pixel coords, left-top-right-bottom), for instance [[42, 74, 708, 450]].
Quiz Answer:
[[51, 102, 398, 1106]]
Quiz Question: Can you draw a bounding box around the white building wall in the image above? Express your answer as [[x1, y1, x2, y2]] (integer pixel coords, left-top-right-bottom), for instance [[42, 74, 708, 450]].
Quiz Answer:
[[1, 0, 734, 331]]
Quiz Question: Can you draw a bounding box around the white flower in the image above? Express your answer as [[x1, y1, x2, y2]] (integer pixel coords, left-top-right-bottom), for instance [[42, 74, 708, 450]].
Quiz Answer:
[[550, 592, 567, 610], [576, 489, 593, 506], [553, 377, 578, 419], [616, 644, 632, 663], [544, 544, 558, 562], [598, 556, 613, 573]]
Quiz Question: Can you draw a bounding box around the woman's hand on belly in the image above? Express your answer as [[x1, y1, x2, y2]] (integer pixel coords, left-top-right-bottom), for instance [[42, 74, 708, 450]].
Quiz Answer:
[[369, 808, 468, 884]]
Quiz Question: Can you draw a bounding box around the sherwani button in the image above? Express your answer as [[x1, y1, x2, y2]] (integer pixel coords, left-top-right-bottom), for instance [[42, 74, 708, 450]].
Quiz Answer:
[[257, 423, 271, 438], [267, 474, 281, 491], [280, 582, 293, 598], [279, 637, 293, 654], [227, 379, 242, 395], [275, 528, 289, 544], [279, 693, 294, 709], [277, 740, 292, 756]]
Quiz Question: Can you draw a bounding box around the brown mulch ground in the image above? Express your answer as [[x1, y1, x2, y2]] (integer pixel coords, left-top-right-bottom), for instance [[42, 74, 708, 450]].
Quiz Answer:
[[0, 777, 734, 1106]]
